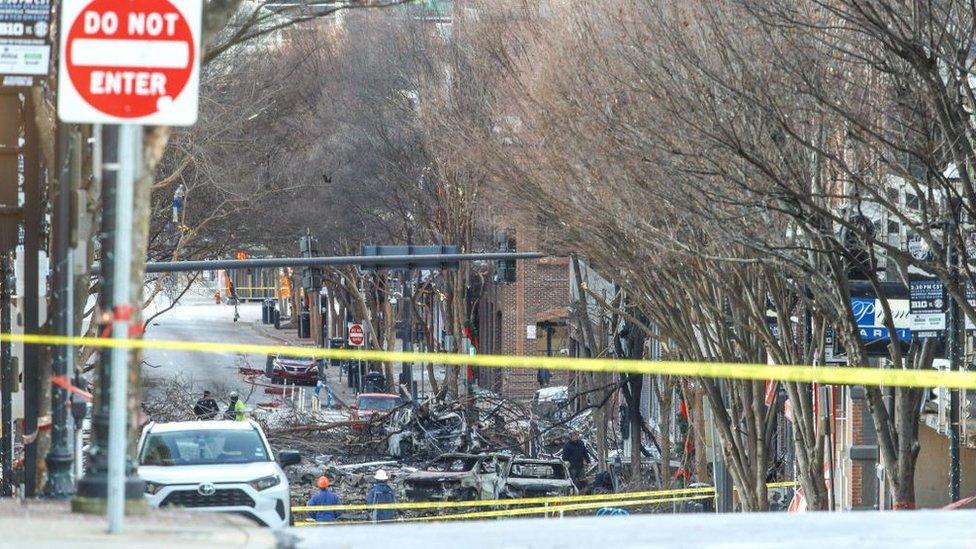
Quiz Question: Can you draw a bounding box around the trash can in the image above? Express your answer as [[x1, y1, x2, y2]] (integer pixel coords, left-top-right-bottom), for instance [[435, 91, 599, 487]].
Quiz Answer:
[[298, 310, 311, 339], [273, 309, 281, 329], [261, 299, 271, 324]]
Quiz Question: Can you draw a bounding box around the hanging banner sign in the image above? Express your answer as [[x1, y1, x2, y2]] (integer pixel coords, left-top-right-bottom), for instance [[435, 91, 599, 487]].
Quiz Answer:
[[909, 278, 946, 336], [0, 0, 52, 85]]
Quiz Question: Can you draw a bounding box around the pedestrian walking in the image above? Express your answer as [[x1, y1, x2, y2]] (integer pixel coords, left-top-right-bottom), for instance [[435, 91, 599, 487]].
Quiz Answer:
[[537, 368, 551, 387], [313, 377, 335, 409], [307, 476, 341, 522], [224, 391, 246, 421], [193, 390, 219, 420], [561, 431, 591, 488], [366, 469, 397, 522]]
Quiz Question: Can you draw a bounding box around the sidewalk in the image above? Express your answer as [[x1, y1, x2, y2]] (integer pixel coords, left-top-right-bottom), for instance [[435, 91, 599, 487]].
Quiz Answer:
[[0, 501, 279, 548]]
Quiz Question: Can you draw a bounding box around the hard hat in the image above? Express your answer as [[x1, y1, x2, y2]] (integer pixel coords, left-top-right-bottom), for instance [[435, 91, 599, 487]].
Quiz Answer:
[[316, 476, 330, 489], [229, 391, 238, 398], [375, 469, 389, 481]]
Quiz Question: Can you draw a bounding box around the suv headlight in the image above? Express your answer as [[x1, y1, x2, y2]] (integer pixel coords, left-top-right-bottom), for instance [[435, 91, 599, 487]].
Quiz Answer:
[[249, 474, 281, 491], [145, 481, 164, 495]]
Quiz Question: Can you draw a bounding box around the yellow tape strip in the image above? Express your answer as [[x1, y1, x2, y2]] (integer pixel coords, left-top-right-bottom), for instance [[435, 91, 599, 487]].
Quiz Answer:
[[292, 486, 715, 512], [2, 332, 973, 390], [294, 493, 716, 526]]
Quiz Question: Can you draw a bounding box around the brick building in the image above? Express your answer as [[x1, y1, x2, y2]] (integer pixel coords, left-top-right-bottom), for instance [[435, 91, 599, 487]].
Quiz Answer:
[[473, 230, 572, 401]]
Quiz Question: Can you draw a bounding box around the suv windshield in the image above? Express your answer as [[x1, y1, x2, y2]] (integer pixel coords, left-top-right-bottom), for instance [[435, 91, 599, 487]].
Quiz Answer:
[[139, 429, 269, 466], [509, 462, 566, 479], [427, 456, 478, 472], [358, 396, 401, 410]]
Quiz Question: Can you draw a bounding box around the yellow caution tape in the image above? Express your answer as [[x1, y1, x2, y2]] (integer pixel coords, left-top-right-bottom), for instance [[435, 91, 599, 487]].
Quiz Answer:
[[1, 332, 973, 390], [292, 485, 715, 513], [294, 493, 716, 526]]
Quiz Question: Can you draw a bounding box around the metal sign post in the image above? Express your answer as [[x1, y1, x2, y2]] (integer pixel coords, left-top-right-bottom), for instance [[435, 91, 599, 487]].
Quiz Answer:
[[61, 0, 202, 531], [104, 124, 138, 532]]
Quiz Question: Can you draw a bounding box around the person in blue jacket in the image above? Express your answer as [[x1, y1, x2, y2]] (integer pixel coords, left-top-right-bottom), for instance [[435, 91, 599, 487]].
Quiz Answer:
[[366, 469, 397, 522], [308, 476, 341, 522]]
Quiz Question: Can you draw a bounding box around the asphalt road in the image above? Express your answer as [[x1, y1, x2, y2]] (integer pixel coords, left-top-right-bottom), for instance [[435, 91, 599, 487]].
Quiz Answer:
[[285, 509, 976, 548], [141, 293, 285, 402]]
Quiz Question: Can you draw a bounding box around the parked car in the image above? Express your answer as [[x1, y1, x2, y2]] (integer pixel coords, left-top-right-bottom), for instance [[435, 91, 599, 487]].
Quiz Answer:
[[362, 371, 386, 393], [267, 356, 320, 385], [137, 419, 301, 528], [502, 458, 578, 498], [402, 453, 510, 501], [350, 393, 403, 430]]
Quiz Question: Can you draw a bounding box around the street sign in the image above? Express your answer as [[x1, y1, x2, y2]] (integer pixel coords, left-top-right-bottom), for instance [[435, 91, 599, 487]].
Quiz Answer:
[[348, 323, 365, 347], [909, 278, 946, 337], [360, 245, 461, 270], [57, 0, 201, 125], [0, 0, 51, 86]]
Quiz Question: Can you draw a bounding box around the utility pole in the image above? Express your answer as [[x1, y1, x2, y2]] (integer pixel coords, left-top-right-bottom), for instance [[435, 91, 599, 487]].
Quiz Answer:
[[0, 254, 11, 498], [402, 269, 414, 394], [709, 381, 733, 512], [42, 123, 76, 498], [948, 198, 962, 503], [0, 91, 20, 499], [72, 125, 144, 527], [22, 94, 40, 498]]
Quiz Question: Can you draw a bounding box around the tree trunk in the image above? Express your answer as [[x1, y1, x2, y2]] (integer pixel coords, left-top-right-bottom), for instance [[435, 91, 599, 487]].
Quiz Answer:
[[382, 297, 396, 392], [658, 376, 673, 488], [127, 127, 171, 448], [628, 375, 643, 480]]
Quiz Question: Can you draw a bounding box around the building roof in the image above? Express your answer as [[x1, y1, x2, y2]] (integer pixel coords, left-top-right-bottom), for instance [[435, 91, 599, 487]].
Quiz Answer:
[[535, 307, 570, 324]]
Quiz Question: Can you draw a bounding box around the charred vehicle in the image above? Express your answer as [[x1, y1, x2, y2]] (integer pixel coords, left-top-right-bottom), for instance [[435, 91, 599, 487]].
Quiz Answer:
[[386, 408, 466, 458], [402, 453, 510, 501], [502, 458, 577, 498]]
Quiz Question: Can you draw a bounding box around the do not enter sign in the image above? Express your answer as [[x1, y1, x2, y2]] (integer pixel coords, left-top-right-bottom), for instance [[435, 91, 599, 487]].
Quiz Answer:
[[57, 0, 201, 125], [348, 324, 365, 347]]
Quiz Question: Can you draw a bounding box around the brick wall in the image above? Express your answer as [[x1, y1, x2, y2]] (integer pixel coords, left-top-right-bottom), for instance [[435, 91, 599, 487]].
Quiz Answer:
[[474, 228, 572, 401]]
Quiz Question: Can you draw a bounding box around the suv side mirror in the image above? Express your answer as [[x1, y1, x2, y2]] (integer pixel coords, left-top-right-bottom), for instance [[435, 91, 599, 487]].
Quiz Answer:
[[278, 450, 301, 467]]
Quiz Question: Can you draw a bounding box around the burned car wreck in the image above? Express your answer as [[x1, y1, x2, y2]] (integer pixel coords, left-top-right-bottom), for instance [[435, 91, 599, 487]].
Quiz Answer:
[[502, 458, 577, 498], [402, 453, 511, 501]]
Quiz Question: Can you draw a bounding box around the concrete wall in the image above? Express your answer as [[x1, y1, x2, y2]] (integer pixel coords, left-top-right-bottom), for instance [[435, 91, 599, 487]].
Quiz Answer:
[[914, 423, 976, 508]]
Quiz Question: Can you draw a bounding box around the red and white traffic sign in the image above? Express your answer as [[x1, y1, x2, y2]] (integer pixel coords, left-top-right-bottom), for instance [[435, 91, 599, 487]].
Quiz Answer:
[[348, 323, 365, 347], [57, 0, 201, 125]]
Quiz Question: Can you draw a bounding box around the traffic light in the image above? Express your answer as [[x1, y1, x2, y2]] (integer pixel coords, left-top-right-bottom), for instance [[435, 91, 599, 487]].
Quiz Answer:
[[299, 232, 321, 290], [494, 231, 516, 283]]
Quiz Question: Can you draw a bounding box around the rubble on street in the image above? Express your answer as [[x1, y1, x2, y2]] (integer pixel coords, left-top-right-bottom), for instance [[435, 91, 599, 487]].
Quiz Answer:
[[143, 375, 671, 520]]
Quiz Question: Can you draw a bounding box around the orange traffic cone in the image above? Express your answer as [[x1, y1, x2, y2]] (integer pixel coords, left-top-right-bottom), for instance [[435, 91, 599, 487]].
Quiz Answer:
[[215, 290, 221, 304]]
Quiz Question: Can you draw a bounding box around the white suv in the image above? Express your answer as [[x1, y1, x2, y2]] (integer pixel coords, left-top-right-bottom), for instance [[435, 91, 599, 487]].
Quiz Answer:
[[137, 419, 300, 528]]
